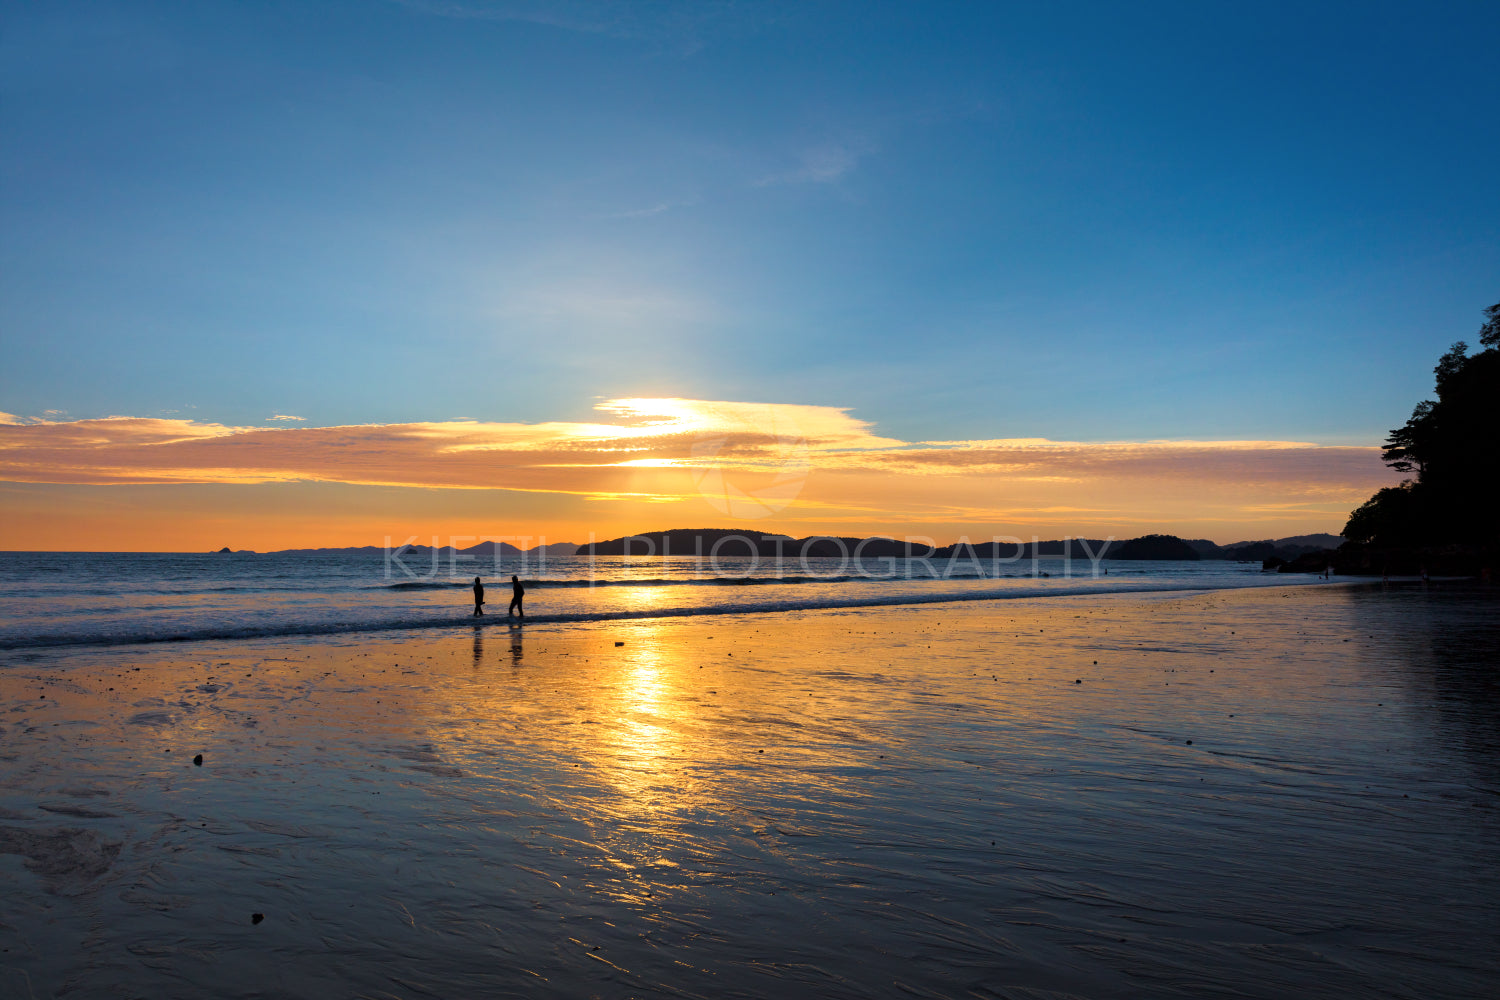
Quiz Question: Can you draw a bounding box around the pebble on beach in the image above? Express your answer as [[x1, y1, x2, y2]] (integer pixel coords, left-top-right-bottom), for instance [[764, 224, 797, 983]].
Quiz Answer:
[[251, 913, 264, 925], [193, 754, 203, 766], [614, 641, 625, 647]]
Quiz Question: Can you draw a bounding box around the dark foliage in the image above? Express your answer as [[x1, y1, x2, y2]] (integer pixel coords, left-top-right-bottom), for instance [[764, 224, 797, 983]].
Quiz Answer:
[[1344, 300, 1500, 548]]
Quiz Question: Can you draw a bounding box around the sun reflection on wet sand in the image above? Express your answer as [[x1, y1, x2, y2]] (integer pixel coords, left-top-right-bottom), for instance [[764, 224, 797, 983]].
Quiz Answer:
[[591, 628, 685, 802]]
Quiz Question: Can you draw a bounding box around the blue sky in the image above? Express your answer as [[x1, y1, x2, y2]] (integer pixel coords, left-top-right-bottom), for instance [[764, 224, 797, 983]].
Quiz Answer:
[[3, 0, 1497, 447]]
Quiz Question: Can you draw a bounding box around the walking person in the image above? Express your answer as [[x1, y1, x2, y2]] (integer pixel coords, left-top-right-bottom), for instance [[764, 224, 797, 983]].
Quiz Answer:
[[472, 576, 485, 617], [508, 575, 525, 619]]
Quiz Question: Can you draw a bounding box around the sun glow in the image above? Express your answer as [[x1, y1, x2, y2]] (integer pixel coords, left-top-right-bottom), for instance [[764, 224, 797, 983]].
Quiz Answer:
[[0, 395, 1397, 547]]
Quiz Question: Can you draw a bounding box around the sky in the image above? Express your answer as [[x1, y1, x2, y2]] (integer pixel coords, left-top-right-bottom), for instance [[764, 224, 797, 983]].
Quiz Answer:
[[2, 0, 1497, 550]]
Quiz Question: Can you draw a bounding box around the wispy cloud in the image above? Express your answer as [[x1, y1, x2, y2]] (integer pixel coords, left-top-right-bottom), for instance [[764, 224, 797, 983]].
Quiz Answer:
[[390, 0, 780, 52], [597, 196, 700, 220], [495, 283, 714, 332], [605, 202, 674, 219], [267, 414, 306, 422], [755, 138, 877, 187]]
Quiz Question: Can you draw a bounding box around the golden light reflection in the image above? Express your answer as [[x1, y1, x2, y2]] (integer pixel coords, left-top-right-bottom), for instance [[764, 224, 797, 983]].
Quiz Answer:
[[609, 637, 675, 798], [614, 585, 677, 614]]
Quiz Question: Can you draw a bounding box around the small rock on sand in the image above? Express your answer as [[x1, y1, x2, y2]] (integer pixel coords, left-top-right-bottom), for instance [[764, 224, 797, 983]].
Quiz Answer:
[[614, 641, 625, 647], [251, 913, 264, 925], [193, 754, 203, 766]]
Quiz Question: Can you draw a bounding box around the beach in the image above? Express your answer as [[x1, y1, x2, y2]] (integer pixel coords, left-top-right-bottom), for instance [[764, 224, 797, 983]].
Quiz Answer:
[[1, 581, 1496, 999]]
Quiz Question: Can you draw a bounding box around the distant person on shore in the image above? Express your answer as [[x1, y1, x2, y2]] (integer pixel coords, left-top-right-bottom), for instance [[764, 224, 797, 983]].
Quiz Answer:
[[509, 575, 525, 619], [472, 576, 485, 617]]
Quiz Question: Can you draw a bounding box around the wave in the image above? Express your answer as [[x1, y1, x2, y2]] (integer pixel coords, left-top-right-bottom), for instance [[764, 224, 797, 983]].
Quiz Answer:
[[386, 580, 480, 590], [0, 578, 1325, 652], [383, 572, 1001, 591]]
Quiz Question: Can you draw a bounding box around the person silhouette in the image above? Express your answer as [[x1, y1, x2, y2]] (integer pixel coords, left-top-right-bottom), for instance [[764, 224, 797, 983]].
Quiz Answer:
[[472, 576, 485, 617], [508, 574, 525, 619]]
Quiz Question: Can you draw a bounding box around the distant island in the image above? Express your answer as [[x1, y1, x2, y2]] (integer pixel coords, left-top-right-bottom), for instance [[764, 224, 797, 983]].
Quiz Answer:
[[204, 532, 1344, 569], [574, 528, 1343, 567]]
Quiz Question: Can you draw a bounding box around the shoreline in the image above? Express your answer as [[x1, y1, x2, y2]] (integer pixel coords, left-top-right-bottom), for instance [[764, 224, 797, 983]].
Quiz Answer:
[[0, 573, 1430, 656]]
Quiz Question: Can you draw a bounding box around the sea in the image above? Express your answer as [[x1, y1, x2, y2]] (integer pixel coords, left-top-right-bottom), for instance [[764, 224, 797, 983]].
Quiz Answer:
[[0, 550, 1320, 651]]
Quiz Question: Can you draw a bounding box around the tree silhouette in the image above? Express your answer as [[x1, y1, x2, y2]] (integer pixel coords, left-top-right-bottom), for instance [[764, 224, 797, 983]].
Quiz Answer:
[[1479, 301, 1500, 348], [1344, 300, 1500, 548]]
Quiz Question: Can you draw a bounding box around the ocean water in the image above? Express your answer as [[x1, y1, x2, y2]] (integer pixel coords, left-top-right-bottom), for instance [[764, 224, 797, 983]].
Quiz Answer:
[[0, 551, 1319, 650]]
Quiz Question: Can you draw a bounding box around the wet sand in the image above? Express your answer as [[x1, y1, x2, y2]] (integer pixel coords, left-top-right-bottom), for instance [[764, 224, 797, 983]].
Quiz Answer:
[[1, 583, 1497, 999]]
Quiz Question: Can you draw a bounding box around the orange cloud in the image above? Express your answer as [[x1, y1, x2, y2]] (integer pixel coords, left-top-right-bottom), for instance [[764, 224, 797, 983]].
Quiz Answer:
[[0, 398, 1382, 485], [0, 398, 1399, 548]]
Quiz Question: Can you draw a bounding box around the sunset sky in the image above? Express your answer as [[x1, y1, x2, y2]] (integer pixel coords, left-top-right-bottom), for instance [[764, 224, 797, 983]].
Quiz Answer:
[[3, 1, 1497, 550]]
